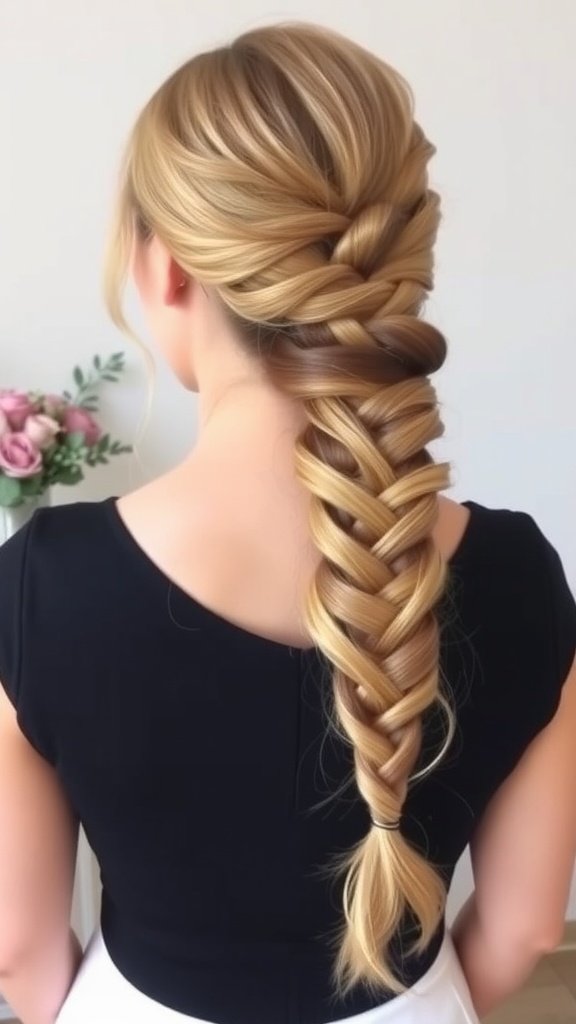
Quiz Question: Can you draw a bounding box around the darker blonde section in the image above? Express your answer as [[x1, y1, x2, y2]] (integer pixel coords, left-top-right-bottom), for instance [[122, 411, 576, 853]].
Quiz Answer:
[[105, 22, 453, 995]]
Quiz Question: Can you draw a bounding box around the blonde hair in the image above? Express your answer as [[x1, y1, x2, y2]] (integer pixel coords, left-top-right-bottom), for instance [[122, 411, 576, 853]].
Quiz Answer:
[[105, 22, 453, 996]]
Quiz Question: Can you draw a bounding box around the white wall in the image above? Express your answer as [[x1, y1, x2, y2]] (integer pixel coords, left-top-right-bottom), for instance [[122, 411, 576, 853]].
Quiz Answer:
[[1, 0, 574, 927]]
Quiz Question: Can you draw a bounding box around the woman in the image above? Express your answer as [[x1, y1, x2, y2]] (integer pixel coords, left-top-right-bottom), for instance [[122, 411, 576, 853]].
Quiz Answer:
[[0, 22, 575, 1024]]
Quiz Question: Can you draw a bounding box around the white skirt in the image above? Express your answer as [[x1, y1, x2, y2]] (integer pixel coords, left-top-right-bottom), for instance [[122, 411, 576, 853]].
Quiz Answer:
[[55, 928, 480, 1024]]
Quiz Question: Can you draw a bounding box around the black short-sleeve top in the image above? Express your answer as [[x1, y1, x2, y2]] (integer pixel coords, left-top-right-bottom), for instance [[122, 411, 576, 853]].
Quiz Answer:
[[0, 498, 575, 1024]]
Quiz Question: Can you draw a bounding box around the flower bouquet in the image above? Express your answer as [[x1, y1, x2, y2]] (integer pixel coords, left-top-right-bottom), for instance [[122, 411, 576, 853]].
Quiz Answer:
[[0, 352, 132, 509]]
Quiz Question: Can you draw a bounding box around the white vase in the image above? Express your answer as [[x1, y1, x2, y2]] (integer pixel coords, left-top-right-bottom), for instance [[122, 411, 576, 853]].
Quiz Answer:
[[0, 491, 51, 545]]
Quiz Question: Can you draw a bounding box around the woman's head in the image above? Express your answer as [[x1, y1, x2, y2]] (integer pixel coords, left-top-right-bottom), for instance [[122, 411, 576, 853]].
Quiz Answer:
[[106, 22, 452, 996], [107, 22, 443, 390]]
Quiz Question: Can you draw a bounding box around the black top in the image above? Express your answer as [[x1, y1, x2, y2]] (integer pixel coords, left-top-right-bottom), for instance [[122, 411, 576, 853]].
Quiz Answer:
[[0, 498, 575, 1024]]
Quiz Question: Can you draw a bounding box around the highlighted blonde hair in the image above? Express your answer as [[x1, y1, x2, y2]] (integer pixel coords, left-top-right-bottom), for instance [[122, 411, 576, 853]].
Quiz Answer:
[[105, 22, 453, 996]]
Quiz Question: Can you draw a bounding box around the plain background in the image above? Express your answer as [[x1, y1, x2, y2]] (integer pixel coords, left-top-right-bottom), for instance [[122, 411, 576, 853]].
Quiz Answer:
[[0, 0, 575, 943]]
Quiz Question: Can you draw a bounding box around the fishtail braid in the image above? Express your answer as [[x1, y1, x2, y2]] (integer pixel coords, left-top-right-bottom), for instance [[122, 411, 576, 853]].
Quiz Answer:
[[106, 20, 455, 995]]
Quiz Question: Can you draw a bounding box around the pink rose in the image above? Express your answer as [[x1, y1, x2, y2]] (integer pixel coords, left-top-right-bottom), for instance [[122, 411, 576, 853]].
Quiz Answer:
[[62, 405, 101, 446], [0, 390, 35, 430], [0, 409, 8, 438], [0, 432, 43, 478], [24, 413, 61, 450]]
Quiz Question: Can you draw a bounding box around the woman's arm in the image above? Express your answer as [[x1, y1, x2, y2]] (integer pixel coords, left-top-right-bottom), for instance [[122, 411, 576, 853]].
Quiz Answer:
[[0, 686, 82, 1024], [452, 653, 576, 1018]]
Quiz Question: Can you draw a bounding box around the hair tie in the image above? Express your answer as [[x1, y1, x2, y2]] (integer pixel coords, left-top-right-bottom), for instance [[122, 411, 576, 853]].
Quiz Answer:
[[371, 817, 401, 831]]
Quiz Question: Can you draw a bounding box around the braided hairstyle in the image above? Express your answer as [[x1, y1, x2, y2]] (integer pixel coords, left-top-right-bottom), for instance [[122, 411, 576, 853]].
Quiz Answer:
[[105, 22, 453, 995]]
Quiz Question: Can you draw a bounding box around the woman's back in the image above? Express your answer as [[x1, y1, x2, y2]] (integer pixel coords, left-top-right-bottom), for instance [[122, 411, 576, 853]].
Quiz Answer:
[[1, 492, 573, 1023]]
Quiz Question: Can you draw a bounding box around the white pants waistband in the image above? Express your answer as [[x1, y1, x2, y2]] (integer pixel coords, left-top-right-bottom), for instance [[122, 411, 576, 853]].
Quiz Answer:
[[55, 928, 480, 1023]]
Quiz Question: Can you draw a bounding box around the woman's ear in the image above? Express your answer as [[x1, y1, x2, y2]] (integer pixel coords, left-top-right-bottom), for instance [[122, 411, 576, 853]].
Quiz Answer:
[[148, 236, 189, 307], [134, 234, 189, 307], [164, 255, 190, 307]]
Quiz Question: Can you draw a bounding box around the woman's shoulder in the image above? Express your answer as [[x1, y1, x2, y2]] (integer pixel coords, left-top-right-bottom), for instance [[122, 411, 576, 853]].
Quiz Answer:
[[0, 497, 113, 553], [444, 495, 564, 570], [447, 496, 575, 632], [445, 497, 576, 727], [0, 499, 117, 614]]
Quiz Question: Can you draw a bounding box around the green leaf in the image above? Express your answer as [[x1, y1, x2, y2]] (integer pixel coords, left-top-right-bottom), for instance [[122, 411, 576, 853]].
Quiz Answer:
[[65, 431, 86, 451], [93, 355, 101, 370], [55, 466, 84, 486], [63, 390, 72, 401], [19, 476, 45, 498], [101, 374, 118, 382], [73, 366, 84, 387], [0, 475, 24, 507]]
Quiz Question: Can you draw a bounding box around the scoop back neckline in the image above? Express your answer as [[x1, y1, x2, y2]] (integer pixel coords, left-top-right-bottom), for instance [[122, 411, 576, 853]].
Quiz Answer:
[[102, 496, 478, 655]]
